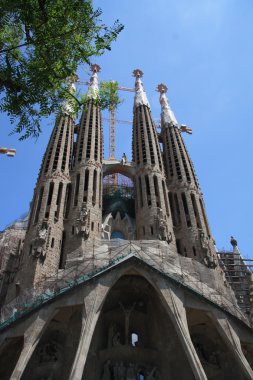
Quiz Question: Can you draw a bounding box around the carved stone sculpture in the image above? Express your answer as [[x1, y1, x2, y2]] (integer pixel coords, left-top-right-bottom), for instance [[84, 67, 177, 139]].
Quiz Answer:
[[126, 363, 137, 380], [32, 220, 49, 260], [102, 360, 111, 380], [75, 202, 90, 239]]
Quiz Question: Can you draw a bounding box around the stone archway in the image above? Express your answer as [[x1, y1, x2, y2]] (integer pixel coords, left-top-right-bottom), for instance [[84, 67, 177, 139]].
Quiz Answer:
[[186, 308, 246, 380], [82, 274, 195, 380]]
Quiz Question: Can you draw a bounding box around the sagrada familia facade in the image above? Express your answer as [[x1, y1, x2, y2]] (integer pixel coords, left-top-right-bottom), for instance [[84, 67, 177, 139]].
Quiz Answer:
[[0, 65, 252, 380]]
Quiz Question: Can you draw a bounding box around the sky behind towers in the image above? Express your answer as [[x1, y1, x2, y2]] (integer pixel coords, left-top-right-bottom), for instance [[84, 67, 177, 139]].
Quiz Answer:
[[0, 0, 253, 257]]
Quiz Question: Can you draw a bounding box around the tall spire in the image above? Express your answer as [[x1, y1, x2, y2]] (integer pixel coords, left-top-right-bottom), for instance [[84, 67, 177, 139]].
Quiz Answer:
[[87, 64, 101, 99], [133, 69, 150, 109], [157, 84, 178, 126]]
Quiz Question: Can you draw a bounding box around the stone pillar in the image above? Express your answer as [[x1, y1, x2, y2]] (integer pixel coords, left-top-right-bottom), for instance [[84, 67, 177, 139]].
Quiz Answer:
[[159, 281, 208, 380], [212, 314, 253, 379], [11, 312, 56, 380], [69, 282, 109, 380]]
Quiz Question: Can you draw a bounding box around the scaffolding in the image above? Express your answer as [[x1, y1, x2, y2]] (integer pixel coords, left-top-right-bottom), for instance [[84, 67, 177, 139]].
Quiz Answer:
[[218, 251, 253, 314], [0, 240, 250, 332]]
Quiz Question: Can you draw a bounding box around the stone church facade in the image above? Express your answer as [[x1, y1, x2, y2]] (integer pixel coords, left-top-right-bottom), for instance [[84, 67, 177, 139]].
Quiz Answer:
[[0, 65, 253, 379]]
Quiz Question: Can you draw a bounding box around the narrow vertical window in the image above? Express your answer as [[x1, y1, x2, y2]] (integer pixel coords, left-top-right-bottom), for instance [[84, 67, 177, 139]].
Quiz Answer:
[[34, 186, 44, 223], [74, 173, 80, 206], [181, 192, 191, 227], [169, 192, 177, 227], [139, 177, 143, 208], [153, 175, 160, 207], [191, 193, 202, 228], [92, 170, 97, 205], [59, 231, 66, 269], [176, 239, 183, 255], [162, 180, 169, 215], [83, 169, 89, 202], [55, 182, 63, 220], [145, 175, 151, 206], [64, 183, 72, 218]]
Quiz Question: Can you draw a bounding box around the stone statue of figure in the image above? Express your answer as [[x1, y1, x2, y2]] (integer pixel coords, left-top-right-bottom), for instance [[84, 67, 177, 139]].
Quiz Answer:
[[76, 202, 90, 238], [38, 221, 48, 241], [119, 301, 136, 345], [102, 360, 111, 380], [126, 363, 137, 380], [157, 208, 168, 241], [118, 361, 126, 380], [33, 220, 49, 259], [121, 153, 127, 165]]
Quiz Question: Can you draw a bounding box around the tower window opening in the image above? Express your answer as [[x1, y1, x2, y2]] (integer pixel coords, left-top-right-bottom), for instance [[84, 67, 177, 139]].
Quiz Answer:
[[181, 192, 191, 227], [145, 175, 151, 206], [176, 239, 183, 255], [131, 332, 139, 347], [91, 221, 94, 231], [153, 175, 161, 208], [162, 180, 169, 215], [169, 192, 177, 227], [193, 246, 197, 257], [34, 186, 44, 223], [150, 226, 154, 235], [92, 170, 97, 205], [191, 193, 202, 228], [59, 231, 66, 269], [139, 177, 143, 208], [46, 182, 54, 207], [142, 226, 145, 236], [83, 169, 89, 201], [74, 173, 80, 206], [174, 193, 181, 224], [51, 238, 54, 248], [55, 182, 63, 220], [72, 226, 75, 235], [64, 183, 72, 218]]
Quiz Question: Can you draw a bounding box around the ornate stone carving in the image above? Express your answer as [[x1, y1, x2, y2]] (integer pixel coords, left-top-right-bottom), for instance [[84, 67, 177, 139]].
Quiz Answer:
[[38, 340, 62, 364], [126, 363, 137, 380], [102, 360, 111, 380], [75, 202, 90, 239], [32, 220, 49, 260], [157, 209, 172, 244]]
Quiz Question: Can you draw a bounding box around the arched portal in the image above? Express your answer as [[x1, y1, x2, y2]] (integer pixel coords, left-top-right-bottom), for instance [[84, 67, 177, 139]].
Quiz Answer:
[[82, 275, 194, 380]]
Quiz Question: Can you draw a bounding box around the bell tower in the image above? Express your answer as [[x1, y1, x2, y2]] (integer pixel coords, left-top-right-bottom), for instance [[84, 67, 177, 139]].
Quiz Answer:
[[158, 84, 217, 266], [14, 80, 76, 289], [63, 64, 103, 261], [132, 70, 175, 246]]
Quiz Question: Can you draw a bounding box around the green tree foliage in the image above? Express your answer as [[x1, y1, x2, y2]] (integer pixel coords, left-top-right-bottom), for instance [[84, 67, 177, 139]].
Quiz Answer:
[[0, 0, 123, 139]]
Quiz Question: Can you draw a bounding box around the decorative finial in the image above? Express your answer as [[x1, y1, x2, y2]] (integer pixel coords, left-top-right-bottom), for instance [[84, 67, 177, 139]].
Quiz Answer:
[[133, 69, 150, 109], [91, 64, 101, 74], [157, 83, 178, 126], [88, 64, 101, 99]]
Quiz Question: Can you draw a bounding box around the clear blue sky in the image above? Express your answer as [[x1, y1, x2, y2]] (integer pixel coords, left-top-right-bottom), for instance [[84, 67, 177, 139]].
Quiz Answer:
[[0, 0, 253, 257]]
